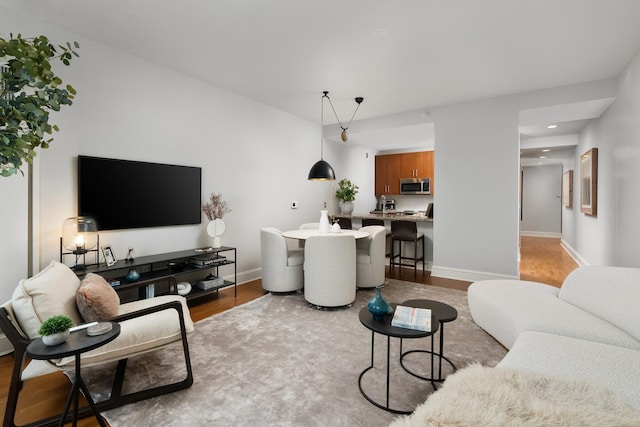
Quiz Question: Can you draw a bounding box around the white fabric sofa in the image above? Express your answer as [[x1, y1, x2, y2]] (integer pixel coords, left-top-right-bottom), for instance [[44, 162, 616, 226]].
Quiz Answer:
[[467, 265, 640, 410]]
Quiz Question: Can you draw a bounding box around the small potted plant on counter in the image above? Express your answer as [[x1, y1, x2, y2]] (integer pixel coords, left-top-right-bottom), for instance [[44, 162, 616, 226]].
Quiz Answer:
[[335, 179, 359, 215], [39, 314, 74, 346]]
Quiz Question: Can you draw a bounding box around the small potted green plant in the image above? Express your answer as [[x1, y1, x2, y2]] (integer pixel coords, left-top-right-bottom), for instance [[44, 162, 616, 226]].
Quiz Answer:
[[335, 179, 359, 215], [39, 314, 74, 346]]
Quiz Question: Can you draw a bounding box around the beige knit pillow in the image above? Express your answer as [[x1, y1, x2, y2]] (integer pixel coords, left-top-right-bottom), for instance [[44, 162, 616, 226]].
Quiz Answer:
[[76, 273, 120, 322]]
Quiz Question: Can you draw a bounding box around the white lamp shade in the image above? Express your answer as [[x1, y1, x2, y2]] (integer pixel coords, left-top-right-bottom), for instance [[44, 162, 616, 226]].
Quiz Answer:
[[62, 217, 98, 252]]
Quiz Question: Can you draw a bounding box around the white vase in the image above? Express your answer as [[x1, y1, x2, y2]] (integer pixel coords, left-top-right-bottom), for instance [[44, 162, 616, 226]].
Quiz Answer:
[[42, 330, 70, 346], [319, 210, 330, 233], [339, 201, 354, 215]]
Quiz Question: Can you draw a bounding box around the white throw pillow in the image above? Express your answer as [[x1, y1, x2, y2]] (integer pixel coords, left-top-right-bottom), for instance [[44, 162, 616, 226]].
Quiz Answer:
[[12, 260, 83, 338]]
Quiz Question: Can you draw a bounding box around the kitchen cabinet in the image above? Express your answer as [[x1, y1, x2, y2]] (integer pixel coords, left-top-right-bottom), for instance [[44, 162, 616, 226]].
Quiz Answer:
[[375, 151, 434, 195], [375, 154, 401, 195], [400, 151, 430, 178]]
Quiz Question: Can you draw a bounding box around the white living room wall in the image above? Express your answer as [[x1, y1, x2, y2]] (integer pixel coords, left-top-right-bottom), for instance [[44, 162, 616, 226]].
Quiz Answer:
[[571, 48, 640, 267], [431, 97, 521, 281], [0, 9, 347, 293]]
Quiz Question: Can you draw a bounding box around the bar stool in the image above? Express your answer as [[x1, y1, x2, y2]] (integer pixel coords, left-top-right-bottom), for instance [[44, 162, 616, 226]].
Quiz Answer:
[[361, 218, 391, 256], [390, 220, 425, 272]]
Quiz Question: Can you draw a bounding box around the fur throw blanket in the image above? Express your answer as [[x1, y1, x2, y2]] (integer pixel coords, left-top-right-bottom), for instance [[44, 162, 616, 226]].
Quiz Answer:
[[390, 364, 640, 426]]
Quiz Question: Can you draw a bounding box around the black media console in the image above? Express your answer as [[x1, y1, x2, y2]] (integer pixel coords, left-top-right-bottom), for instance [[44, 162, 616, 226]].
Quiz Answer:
[[75, 247, 237, 304]]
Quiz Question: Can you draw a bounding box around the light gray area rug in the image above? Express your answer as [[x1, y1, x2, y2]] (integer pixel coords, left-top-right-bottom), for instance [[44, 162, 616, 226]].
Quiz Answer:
[[77, 279, 507, 426]]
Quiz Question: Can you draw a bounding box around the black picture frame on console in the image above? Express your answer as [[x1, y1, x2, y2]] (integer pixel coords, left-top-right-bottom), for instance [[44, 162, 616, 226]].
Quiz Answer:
[[78, 156, 202, 231]]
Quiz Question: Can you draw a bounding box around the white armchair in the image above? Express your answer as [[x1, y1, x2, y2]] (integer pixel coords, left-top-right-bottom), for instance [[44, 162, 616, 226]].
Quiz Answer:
[[303, 234, 356, 307], [0, 260, 194, 427], [356, 225, 387, 288], [260, 227, 304, 293]]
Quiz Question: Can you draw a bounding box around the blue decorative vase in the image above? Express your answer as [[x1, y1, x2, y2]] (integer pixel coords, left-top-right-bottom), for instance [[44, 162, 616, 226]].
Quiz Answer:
[[368, 285, 392, 320], [126, 268, 140, 282]]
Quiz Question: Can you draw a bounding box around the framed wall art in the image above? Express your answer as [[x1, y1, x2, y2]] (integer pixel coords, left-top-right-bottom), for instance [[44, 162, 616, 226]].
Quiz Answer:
[[580, 148, 598, 216], [562, 170, 573, 208]]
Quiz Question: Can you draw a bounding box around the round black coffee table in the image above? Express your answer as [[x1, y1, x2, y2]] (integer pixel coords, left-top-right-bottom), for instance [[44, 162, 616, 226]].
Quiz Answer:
[[27, 322, 121, 427], [399, 299, 458, 384], [358, 304, 439, 414]]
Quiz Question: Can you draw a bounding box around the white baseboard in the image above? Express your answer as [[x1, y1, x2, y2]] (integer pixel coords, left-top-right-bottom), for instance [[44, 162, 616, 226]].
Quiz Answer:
[[0, 333, 14, 356], [520, 231, 562, 238], [431, 265, 518, 283], [232, 267, 261, 286], [560, 239, 588, 267]]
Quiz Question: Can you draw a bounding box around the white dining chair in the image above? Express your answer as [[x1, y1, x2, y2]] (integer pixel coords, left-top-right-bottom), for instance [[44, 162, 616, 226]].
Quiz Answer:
[[260, 227, 304, 293], [298, 222, 319, 248], [303, 234, 356, 308], [356, 225, 387, 288]]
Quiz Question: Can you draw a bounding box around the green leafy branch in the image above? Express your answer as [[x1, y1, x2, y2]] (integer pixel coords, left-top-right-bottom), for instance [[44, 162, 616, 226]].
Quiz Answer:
[[1, 34, 79, 177]]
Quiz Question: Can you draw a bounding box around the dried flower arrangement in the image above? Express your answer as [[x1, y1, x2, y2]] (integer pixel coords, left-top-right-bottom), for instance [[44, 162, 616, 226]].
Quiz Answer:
[[202, 193, 232, 220]]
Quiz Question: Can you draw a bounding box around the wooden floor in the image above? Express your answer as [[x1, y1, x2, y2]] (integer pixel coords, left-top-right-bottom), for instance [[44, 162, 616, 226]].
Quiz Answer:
[[519, 235, 579, 287], [0, 236, 578, 426]]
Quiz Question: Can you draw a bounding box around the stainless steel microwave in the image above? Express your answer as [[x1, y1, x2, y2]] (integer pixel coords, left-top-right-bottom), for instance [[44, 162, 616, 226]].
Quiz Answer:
[[400, 178, 431, 195]]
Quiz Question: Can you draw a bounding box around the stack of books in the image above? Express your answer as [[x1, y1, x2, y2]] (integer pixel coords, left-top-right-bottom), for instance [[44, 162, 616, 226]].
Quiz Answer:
[[391, 305, 432, 331], [196, 275, 224, 290], [188, 254, 226, 267]]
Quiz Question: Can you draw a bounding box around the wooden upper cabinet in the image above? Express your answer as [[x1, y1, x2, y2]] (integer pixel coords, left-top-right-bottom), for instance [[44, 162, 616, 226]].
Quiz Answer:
[[375, 151, 434, 196], [375, 154, 401, 195], [400, 151, 430, 178]]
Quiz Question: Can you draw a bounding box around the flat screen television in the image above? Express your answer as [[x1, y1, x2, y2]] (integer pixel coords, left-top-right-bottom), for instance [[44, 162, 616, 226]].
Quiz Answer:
[[78, 156, 202, 231]]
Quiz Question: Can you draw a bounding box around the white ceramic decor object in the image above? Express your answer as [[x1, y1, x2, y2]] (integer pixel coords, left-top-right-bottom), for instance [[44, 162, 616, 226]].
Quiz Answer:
[[319, 210, 330, 233], [207, 219, 226, 248]]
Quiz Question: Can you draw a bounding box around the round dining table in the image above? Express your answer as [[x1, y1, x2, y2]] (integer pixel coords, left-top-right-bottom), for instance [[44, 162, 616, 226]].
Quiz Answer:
[[282, 229, 369, 240]]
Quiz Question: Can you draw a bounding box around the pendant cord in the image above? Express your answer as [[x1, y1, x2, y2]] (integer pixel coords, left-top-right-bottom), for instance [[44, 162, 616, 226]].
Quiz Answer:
[[320, 93, 325, 159], [325, 93, 363, 131]]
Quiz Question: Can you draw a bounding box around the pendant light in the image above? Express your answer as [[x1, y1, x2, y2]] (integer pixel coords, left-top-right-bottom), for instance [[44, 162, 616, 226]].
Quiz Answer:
[[308, 91, 364, 180], [308, 91, 336, 180]]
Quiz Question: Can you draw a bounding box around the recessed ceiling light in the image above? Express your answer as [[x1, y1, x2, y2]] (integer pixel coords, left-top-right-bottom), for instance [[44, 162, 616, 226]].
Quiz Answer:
[[372, 28, 389, 37], [547, 124, 558, 129], [539, 156, 547, 159], [542, 149, 551, 152]]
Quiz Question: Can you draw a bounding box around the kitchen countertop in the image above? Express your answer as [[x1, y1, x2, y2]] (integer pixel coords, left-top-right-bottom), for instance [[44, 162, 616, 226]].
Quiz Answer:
[[333, 212, 433, 222]]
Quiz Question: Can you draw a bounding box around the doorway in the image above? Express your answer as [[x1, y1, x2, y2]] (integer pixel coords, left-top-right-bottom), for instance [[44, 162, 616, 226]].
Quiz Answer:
[[520, 165, 562, 237]]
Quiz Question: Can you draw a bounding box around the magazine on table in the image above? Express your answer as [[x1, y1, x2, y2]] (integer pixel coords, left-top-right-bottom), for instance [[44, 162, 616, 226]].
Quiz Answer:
[[391, 305, 432, 331]]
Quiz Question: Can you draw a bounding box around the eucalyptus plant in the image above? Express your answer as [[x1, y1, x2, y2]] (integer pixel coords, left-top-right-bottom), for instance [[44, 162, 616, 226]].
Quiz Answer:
[[0, 34, 79, 177]]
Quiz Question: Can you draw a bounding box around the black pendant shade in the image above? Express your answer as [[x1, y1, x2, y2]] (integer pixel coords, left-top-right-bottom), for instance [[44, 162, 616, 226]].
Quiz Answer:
[[308, 159, 335, 180]]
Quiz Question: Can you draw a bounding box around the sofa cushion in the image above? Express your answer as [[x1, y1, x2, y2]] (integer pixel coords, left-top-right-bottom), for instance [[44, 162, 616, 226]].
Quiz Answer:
[[498, 331, 640, 411], [559, 266, 640, 342], [56, 295, 195, 368], [76, 273, 120, 322], [11, 261, 83, 338], [468, 279, 640, 350]]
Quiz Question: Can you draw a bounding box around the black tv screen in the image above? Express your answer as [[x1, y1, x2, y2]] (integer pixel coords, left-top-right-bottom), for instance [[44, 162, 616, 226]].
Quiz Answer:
[[78, 156, 202, 231]]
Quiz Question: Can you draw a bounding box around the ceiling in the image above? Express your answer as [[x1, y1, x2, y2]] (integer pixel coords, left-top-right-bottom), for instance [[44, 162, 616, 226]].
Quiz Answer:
[[4, 0, 640, 154]]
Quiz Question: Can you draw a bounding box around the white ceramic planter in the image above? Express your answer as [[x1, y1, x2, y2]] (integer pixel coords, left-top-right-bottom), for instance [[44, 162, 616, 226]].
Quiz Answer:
[[42, 330, 70, 346], [339, 201, 354, 215]]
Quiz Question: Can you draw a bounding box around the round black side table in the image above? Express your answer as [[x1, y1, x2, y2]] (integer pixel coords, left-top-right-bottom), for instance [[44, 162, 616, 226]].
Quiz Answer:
[[27, 322, 121, 427], [358, 304, 439, 414], [399, 299, 458, 385]]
